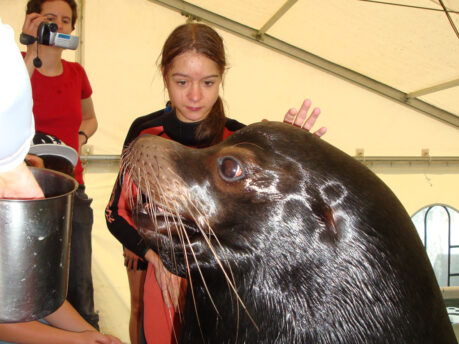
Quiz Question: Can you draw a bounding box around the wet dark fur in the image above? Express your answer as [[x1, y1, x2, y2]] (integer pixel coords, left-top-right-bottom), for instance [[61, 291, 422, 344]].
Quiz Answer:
[[123, 121, 456, 344]]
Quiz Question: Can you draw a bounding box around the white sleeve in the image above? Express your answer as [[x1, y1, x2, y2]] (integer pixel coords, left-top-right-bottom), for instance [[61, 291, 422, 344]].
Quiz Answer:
[[0, 19, 35, 173]]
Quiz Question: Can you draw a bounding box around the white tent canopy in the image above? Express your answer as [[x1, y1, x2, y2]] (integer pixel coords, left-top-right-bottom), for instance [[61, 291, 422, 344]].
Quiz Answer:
[[71, 0, 459, 158], [145, 0, 459, 127]]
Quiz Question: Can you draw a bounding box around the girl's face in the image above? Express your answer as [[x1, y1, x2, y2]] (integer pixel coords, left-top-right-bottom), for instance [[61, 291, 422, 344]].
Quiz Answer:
[[40, 0, 73, 34], [164, 51, 222, 123]]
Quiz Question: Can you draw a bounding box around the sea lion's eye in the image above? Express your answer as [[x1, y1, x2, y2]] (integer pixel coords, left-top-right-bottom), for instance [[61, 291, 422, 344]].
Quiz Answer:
[[218, 157, 244, 181]]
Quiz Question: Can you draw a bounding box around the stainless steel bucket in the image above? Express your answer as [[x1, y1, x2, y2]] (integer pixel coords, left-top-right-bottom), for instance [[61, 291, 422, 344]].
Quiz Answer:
[[0, 167, 78, 323]]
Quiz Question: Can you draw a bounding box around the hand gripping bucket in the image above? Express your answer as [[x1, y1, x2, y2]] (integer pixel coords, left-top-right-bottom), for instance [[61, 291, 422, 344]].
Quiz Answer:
[[0, 167, 78, 322]]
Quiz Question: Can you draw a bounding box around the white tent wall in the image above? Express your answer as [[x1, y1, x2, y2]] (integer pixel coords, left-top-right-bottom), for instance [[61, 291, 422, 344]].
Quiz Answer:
[[1, 0, 458, 341]]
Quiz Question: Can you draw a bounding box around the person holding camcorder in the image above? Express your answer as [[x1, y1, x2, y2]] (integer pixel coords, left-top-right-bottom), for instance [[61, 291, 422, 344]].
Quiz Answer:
[[20, 20, 79, 59], [22, 0, 79, 75], [19, 0, 100, 331]]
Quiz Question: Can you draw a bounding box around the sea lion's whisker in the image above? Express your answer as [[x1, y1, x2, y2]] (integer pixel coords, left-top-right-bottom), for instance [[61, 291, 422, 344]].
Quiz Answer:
[[186, 199, 238, 294], [171, 208, 208, 342], [181, 197, 258, 332], [153, 185, 209, 342], [174, 200, 222, 317], [169, 199, 187, 274], [125, 142, 258, 334], [185, 194, 244, 333]]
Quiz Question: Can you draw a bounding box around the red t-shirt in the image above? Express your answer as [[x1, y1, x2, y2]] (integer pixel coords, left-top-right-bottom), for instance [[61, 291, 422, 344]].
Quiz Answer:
[[28, 57, 92, 184]]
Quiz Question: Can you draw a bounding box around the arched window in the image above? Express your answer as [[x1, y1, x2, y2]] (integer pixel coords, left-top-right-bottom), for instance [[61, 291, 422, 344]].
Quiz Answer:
[[411, 204, 459, 287], [412, 204, 459, 287]]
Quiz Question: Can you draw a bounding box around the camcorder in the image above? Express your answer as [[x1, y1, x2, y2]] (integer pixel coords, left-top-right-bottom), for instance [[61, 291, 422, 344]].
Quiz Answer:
[[20, 21, 79, 50]]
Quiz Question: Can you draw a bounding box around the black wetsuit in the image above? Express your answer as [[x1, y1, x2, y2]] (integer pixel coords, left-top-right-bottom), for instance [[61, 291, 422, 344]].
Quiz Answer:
[[105, 107, 245, 266]]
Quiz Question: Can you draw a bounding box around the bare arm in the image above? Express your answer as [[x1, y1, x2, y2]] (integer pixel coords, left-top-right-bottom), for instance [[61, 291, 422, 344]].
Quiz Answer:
[[44, 300, 95, 332], [78, 97, 98, 149], [0, 300, 123, 344]]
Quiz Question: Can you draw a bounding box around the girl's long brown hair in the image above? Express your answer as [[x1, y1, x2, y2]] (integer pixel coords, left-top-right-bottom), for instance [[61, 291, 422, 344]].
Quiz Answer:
[[161, 23, 227, 146]]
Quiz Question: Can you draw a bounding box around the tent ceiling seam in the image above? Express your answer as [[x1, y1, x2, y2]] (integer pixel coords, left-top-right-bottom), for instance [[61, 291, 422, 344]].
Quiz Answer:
[[148, 0, 459, 128]]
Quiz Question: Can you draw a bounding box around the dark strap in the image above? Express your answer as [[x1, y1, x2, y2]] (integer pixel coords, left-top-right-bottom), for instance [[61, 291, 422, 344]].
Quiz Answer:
[[19, 33, 36, 45], [78, 131, 89, 145]]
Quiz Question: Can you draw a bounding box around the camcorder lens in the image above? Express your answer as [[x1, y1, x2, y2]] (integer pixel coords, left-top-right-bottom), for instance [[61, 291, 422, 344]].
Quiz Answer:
[[37, 22, 58, 45], [48, 22, 58, 32]]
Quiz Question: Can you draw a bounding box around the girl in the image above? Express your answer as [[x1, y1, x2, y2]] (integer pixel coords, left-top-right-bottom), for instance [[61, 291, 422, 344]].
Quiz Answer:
[[105, 23, 326, 344]]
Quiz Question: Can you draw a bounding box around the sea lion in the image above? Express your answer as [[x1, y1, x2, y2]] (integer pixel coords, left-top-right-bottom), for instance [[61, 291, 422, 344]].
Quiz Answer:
[[122, 121, 456, 343]]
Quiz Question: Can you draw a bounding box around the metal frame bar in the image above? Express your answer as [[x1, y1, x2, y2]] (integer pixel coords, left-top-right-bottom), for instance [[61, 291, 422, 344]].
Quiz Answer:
[[80, 155, 459, 174], [81, 155, 459, 164], [358, 0, 459, 14], [407, 78, 459, 99], [256, 0, 297, 38], [76, 0, 85, 64], [439, 0, 459, 39], [147, 0, 459, 128]]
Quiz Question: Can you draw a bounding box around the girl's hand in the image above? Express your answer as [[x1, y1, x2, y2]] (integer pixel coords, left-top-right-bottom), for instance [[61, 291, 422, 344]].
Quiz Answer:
[[123, 248, 144, 271], [154, 261, 182, 311], [283, 99, 327, 137], [145, 250, 184, 311]]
